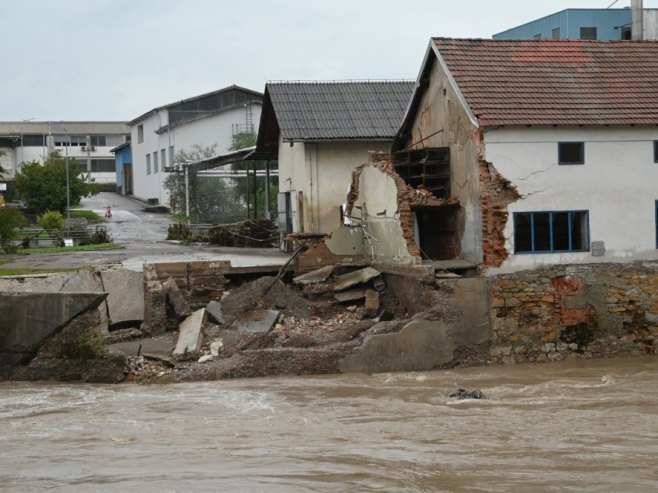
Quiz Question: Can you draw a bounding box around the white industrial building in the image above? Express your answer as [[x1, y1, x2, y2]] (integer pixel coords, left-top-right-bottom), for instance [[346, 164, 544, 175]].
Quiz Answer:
[[129, 85, 263, 206], [0, 121, 130, 183]]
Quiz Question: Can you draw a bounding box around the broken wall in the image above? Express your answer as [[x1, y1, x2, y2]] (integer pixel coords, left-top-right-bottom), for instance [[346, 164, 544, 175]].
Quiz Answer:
[[340, 154, 460, 265], [404, 59, 483, 264], [351, 162, 416, 263]]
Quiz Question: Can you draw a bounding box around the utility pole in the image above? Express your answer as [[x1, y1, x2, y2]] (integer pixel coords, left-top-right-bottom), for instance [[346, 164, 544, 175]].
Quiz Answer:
[[63, 127, 71, 235]]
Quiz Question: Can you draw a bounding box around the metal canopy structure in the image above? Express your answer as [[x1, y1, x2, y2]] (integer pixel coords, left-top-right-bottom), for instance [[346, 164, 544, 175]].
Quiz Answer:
[[165, 146, 278, 221]]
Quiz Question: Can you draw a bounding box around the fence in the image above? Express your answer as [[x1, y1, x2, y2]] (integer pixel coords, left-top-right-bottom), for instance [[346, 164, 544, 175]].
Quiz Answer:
[[14, 227, 94, 248]]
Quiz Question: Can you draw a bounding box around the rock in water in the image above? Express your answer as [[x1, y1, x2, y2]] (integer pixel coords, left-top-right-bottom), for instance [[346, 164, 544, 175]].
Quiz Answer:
[[449, 388, 484, 400]]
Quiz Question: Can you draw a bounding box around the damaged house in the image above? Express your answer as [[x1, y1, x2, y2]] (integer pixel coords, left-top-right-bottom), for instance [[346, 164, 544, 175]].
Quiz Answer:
[[385, 38, 658, 273], [256, 81, 414, 236]]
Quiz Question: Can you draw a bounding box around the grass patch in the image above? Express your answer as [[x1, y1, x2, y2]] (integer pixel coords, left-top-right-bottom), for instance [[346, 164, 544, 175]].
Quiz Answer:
[[70, 209, 102, 222], [0, 260, 78, 277], [19, 243, 121, 254], [0, 266, 78, 277]]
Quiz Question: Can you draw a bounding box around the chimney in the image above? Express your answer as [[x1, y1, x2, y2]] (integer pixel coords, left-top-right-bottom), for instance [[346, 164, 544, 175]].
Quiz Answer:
[[632, 0, 644, 40]]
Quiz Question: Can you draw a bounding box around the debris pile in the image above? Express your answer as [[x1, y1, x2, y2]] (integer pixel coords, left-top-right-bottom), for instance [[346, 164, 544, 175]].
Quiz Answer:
[[115, 264, 444, 382]]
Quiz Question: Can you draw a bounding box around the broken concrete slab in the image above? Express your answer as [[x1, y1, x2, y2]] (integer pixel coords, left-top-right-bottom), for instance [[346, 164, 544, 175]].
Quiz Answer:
[[108, 333, 177, 358], [173, 309, 206, 355], [235, 309, 280, 335], [198, 354, 214, 363], [0, 292, 108, 368], [100, 269, 144, 326], [334, 288, 367, 303], [0, 270, 110, 330], [293, 265, 334, 285], [364, 289, 380, 318], [337, 319, 457, 374], [206, 300, 225, 324], [333, 267, 381, 292]]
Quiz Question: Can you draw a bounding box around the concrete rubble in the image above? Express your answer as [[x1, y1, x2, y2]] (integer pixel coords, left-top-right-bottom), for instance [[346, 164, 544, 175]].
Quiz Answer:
[[173, 309, 206, 356], [293, 265, 334, 285], [333, 267, 381, 292], [4, 253, 657, 384]]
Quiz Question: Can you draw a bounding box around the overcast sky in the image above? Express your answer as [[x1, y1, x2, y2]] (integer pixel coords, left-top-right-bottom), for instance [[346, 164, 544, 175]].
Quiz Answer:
[[2, 0, 656, 121]]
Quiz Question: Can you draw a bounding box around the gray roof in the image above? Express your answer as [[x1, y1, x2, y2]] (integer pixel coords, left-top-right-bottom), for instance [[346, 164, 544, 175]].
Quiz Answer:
[[267, 81, 414, 140]]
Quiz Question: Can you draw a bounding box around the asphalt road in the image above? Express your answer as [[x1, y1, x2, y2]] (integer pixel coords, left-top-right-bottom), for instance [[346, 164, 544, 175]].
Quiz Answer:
[[2, 192, 288, 272]]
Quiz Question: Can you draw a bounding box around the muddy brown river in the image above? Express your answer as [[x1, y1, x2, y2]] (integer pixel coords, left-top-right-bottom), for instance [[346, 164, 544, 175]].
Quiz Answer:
[[1, 356, 657, 492]]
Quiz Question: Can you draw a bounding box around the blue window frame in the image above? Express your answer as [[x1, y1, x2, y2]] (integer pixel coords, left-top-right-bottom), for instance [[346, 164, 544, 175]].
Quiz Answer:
[[514, 211, 589, 253]]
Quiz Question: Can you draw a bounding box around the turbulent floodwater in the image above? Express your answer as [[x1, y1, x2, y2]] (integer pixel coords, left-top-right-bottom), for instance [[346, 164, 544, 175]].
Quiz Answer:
[[1, 357, 658, 492]]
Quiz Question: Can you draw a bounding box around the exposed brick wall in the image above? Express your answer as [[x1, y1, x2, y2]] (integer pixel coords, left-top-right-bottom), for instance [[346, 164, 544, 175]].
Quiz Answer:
[[478, 156, 520, 267], [347, 153, 460, 260], [489, 263, 658, 364]]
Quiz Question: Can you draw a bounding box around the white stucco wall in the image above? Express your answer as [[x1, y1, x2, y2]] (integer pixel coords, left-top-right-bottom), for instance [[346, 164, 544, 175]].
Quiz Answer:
[[131, 104, 262, 205], [484, 126, 658, 273], [131, 112, 164, 203], [278, 139, 391, 234]]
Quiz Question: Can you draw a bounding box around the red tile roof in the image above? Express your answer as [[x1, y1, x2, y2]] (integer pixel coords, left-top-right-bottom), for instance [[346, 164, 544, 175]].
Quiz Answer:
[[433, 38, 658, 127]]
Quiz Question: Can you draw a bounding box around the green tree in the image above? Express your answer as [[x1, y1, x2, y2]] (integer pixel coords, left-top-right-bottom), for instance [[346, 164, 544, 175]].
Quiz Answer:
[[0, 207, 27, 253], [164, 144, 244, 223], [37, 210, 65, 231], [15, 153, 97, 213]]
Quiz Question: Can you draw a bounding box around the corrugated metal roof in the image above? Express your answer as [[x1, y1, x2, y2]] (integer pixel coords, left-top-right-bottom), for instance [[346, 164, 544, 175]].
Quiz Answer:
[[266, 81, 414, 140], [432, 38, 658, 127]]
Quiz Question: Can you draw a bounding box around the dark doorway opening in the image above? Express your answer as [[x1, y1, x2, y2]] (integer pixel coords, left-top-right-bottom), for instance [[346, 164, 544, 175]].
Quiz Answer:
[[413, 205, 460, 260]]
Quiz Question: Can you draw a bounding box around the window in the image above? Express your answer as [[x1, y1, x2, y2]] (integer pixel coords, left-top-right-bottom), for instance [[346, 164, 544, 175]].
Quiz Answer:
[[580, 27, 597, 40], [654, 140, 658, 163], [161, 149, 167, 169], [76, 159, 115, 172], [552, 27, 561, 39], [558, 142, 585, 165], [22, 134, 44, 146], [137, 124, 144, 144], [621, 26, 632, 40], [54, 135, 85, 146], [90, 135, 106, 147], [153, 151, 159, 173], [533, 33, 542, 39], [146, 153, 151, 175], [514, 211, 589, 253], [169, 145, 175, 165]]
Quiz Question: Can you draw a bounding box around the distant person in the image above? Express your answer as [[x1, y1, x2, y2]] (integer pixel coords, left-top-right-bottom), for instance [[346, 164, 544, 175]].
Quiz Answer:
[[105, 206, 112, 218]]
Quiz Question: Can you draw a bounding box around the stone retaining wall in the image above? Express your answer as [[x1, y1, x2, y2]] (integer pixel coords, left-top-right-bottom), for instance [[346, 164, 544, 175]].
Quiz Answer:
[[489, 262, 658, 364]]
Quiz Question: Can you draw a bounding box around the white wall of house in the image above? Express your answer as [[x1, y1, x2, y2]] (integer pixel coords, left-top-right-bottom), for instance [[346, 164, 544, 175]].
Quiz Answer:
[[278, 139, 391, 234], [131, 111, 164, 203], [484, 126, 658, 273], [131, 104, 262, 206]]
